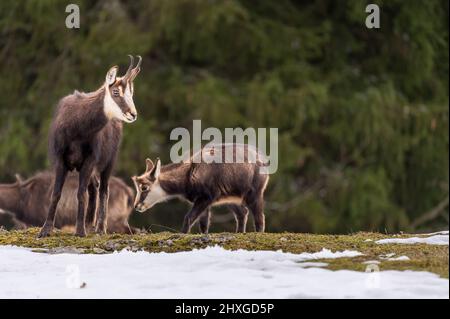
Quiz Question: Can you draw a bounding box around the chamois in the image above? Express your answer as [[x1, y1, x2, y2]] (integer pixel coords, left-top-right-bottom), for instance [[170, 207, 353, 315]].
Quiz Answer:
[[38, 55, 142, 237], [132, 144, 269, 233], [0, 172, 137, 233]]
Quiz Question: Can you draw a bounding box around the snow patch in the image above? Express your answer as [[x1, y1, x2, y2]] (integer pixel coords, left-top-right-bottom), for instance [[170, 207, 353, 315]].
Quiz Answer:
[[0, 245, 447, 299], [386, 256, 410, 261], [418, 231, 449, 236], [362, 260, 380, 265], [379, 253, 410, 261], [296, 262, 328, 268], [376, 233, 449, 246]]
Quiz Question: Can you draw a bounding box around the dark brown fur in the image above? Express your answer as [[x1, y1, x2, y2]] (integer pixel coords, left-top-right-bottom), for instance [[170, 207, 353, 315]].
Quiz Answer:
[[133, 144, 269, 233], [39, 57, 141, 237], [0, 172, 136, 233]]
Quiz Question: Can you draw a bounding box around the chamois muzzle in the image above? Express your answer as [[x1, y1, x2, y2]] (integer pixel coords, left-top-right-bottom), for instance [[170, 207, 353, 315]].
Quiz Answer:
[[134, 203, 146, 212], [124, 111, 137, 123]]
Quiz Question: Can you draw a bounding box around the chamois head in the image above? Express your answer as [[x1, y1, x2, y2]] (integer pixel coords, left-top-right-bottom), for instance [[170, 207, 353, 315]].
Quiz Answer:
[[132, 158, 165, 212], [103, 55, 142, 123]]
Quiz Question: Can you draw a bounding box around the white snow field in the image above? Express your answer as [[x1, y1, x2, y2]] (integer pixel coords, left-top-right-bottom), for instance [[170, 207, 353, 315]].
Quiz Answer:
[[0, 245, 448, 299], [376, 231, 449, 246]]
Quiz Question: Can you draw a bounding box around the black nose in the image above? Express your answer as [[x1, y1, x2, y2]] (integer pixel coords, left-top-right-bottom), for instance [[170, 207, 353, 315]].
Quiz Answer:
[[130, 113, 137, 120]]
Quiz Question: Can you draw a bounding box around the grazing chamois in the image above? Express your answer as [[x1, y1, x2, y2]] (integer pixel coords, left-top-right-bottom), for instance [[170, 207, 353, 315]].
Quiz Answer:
[[38, 55, 142, 237], [0, 172, 137, 233], [132, 144, 269, 233]]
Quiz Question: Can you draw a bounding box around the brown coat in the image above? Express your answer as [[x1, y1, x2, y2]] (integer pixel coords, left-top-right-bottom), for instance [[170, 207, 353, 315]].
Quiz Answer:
[[133, 144, 269, 233], [0, 172, 136, 233]]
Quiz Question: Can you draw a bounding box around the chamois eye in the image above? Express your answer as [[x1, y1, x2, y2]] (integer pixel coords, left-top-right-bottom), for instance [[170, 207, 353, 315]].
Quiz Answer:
[[112, 88, 120, 97], [141, 185, 149, 192]]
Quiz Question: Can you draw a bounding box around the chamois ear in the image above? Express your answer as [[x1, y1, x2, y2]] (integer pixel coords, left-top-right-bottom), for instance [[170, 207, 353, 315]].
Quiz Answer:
[[15, 174, 23, 184], [145, 158, 154, 173], [105, 66, 118, 86], [153, 158, 161, 179], [131, 176, 138, 188]]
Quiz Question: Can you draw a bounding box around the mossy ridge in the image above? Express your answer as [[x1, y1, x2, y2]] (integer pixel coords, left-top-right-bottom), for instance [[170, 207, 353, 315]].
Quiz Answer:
[[0, 228, 448, 278]]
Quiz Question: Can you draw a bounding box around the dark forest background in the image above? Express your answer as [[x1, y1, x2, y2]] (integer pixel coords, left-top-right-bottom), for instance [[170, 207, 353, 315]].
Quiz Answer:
[[0, 0, 448, 233]]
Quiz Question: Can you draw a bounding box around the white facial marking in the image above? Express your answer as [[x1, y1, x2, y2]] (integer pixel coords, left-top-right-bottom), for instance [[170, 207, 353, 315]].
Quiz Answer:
[[103, 84, 126, 121], [124, 83, 137, 115], [103, 82, 137, 123], [140, 181, 171, 211]]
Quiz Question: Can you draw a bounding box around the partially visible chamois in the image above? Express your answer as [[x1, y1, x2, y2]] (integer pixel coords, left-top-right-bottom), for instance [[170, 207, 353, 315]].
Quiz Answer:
[[39, 55, 142, 237], [0, 172, 137, 233], [132, 144, 269, 233]]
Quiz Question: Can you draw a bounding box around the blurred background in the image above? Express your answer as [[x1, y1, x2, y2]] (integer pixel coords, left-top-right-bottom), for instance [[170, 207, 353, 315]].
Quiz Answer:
[[0, 0, 448, 233]]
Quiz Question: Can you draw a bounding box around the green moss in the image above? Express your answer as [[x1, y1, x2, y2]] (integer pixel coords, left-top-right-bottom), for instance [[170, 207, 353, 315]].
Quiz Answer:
[[0, 228, 447, 278]]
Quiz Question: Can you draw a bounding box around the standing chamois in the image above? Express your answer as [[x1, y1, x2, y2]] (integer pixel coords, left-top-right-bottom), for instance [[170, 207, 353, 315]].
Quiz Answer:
[[132, 144, 269, 233], [38, 55, 142, 237]]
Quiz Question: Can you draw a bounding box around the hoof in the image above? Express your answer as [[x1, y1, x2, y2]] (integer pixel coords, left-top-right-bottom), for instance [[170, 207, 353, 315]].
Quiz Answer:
[[94, 222, 107, 235], [85, 225, 95, 234], [75, 223, 87, 237], [94, 227, 107, 235], [37, 226, 53, 238], [75, 231, 87, 237]]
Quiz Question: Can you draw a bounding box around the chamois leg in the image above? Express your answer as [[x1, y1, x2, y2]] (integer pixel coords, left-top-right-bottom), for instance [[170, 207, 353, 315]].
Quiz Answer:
[[75, 159, 95, 237], [230, 205, 249, 233], [119, 224, 139, 234], [85, 175, 99, 233], [198, 209, 211, 234], [182, 200, 210, 234], [95, 167, 112, 234], [38, 162, 68, 238], [107, 222, 139, 234], [246, 195, 265, 232]]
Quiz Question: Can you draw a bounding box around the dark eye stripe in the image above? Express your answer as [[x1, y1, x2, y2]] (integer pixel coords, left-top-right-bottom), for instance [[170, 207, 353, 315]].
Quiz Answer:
[[139, 190, 149, 203], [140, 184, 149, 191]]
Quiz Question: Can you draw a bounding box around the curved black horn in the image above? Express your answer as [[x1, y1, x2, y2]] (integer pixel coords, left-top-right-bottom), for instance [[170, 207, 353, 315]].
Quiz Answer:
[[134, 55, 142, 70], [123, 54, 134, 79]]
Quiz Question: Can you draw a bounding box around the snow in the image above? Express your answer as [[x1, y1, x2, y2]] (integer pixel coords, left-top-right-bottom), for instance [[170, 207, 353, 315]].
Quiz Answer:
[[0, 245, 448, 299], [296, 262, 328, 268], [419, 231, 449, 236], [378, 253, 410, 261], [386, 256, 410, 261], [362, 260, 380, 265], [376, 232, 449, 246]]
